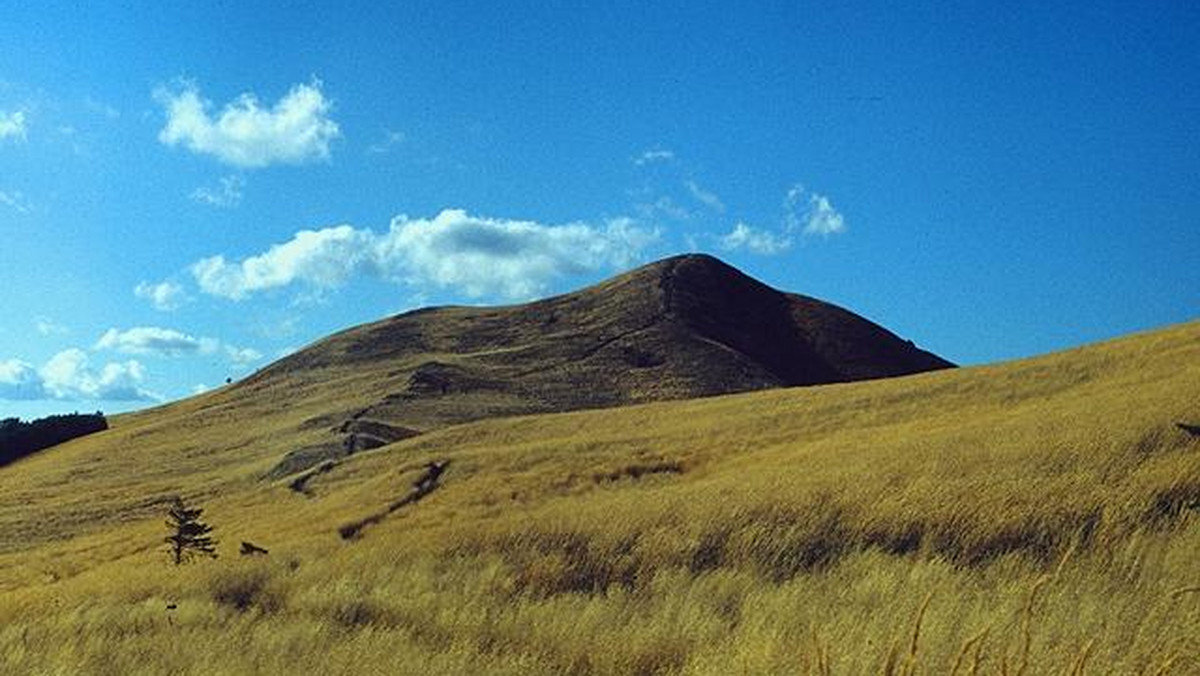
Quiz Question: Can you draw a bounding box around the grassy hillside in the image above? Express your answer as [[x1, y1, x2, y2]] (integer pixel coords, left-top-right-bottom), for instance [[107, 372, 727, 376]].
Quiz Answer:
[[222, 254, 952, 478], [1, 320, 1198, 674]]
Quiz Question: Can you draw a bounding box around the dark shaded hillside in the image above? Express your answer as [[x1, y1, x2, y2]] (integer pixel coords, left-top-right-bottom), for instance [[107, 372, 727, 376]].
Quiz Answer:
[[230, 254, 951, 476]]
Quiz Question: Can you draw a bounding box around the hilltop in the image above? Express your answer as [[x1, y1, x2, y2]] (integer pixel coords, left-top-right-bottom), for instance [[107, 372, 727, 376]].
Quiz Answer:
[[237, 253, 952, 474]]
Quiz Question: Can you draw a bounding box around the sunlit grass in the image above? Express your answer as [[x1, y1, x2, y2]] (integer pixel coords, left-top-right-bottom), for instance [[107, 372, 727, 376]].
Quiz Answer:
[[1, 320, 1198, 673]]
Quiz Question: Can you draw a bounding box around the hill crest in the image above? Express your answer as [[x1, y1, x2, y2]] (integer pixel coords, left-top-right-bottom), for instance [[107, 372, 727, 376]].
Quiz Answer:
[[230, 254, 952, 476]]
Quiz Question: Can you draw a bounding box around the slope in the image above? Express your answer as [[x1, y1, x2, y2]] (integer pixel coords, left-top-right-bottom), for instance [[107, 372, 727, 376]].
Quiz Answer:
[[234, 253, 952, 475], [0, 320, 1197, 673]]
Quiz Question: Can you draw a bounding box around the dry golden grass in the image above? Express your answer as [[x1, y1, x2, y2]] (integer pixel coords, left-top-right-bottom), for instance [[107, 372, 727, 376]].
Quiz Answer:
[[1, 320, 1198, 674]]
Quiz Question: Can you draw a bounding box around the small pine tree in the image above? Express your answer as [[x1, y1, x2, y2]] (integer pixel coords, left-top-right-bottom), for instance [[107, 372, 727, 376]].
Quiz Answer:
[[164, 497, 218, 565]]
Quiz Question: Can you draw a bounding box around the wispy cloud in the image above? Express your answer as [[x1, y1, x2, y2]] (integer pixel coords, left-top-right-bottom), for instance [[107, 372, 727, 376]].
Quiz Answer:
[[0, 350, 157, 402], [134, 280, 189, 311], [0, 190, 31, 213], [685, 180, 725, 213], [635, 195, 691, 221], [190, 174, 245, 208], [155, 80, 340, 168], [367, 129, 405, 154], [189, 209, 658, 301], [720, 222, 792, 256], [34, 317, 68, 337], [84, 97, 120, 120], [785, 184, 847, 237], [633, 148, 675, 166], [0, 110, 27, 142]]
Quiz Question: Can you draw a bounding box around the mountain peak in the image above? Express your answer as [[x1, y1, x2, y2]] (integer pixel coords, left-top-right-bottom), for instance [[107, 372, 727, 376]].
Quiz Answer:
[[242, 255, 950, 479]]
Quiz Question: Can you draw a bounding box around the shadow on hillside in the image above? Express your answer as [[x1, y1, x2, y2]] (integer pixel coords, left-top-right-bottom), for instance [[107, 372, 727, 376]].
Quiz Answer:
[[338, 460, 450, 540]]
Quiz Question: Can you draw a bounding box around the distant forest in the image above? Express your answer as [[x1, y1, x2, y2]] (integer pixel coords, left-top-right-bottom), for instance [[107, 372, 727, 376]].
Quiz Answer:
[[0, 413, 108, 466]]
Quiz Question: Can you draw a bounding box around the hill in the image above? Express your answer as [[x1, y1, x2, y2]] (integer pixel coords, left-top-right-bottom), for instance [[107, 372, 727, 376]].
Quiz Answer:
[[228, 253, 952, 476], [0, 317, 1196, 674]]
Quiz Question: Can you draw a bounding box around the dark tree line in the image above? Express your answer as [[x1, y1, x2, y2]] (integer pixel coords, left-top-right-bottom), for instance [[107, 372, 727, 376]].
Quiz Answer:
[[0, 412, 108, 466]]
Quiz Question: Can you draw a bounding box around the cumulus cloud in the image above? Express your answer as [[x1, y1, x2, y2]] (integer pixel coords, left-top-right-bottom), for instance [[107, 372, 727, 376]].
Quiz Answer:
[[376, 211, 657, 299], [134, 280, 188, 311], [0, 359, 46, 400], [0, 110, 27, 142], [95, 327, 218, 357], [720, 222, 792, 256], [155, 80, 340, 168], [92, 326, 260, 373], [190, 174, 244, 208], [0, 350, 157, 402], [633, 148, 675, 166], [40, 349, 156, 401], [785, 185, 847, 236], [191, 225, 374, 300], [189, 209, 658, 301]]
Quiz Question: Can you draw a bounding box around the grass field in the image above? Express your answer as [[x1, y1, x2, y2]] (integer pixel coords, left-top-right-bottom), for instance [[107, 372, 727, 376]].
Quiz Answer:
[[1, 320, 1198, 674]]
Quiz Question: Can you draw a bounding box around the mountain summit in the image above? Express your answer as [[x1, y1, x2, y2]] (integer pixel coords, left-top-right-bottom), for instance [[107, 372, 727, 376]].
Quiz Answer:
[[234, 254, 951, 475]]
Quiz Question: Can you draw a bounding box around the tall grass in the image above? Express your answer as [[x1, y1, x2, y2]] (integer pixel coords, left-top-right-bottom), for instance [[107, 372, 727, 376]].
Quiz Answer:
[[1, 320, 1198, 673]]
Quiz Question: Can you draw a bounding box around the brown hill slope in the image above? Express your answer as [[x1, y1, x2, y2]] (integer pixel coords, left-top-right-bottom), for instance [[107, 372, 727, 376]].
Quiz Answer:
[[0, 254, 952, 563], [232, 253, 950, 475]]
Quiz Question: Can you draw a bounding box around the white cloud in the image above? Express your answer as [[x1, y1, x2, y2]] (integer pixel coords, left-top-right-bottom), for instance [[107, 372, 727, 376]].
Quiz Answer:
[[0, 190, 31, 214], [785, 184, 847, 236], [155, 80, 340, 168], [375, 210, 657, 299], [95, 327, 218, 357], [0, 359, 46, 400], [189, 209, 658, 302], [225, 345, 262, 367], [190, 174, 244, 208], [0, 110, 27, 142], [633, 149, 675, 166], [1, 350, 157, 402], [367, 129, 405, 154], [39, 349, 156, 401], [134, 280, 188, 311], [685, 180, 725, 213], [191, 225, 374, 300], [720, 222, 792, 256], [93, 326, 259, 374]]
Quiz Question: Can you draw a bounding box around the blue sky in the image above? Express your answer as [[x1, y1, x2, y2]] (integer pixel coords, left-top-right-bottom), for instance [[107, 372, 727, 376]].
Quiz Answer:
[[2, 2, 1197, 419]]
